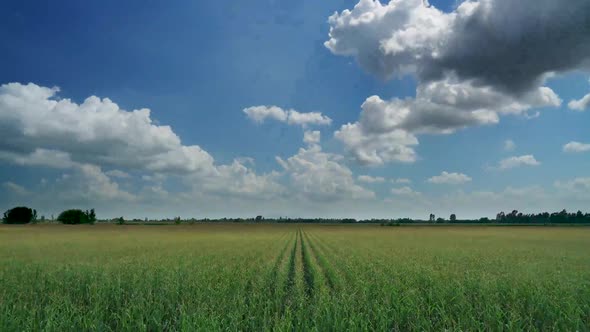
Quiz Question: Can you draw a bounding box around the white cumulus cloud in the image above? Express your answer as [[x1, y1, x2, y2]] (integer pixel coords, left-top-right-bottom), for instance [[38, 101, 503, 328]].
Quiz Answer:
[[0, 82, 285, 204], [276, 144, 374, 201], [0, 82, 216, 175], [325, 0, 587, 166], [334, 78, 558, 165]]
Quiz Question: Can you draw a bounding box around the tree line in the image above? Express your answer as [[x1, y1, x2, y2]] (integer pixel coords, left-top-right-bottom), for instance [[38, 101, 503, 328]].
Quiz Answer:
[[2, 206, 96, 224], [3, 206, 590, 225]]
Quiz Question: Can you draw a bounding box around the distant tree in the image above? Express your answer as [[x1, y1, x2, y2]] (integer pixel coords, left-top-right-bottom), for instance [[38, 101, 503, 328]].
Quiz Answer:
[[450, 214, 457, 222], [57, 209, 90, 224], [429, 214, 435, 222], [174, 216, 181, 225], [436, 217, 445, 223], [117, 217, 125, 225], [255, 215, 263, 222], [87, 209, 96, 224], [3, 206, 36, 224]]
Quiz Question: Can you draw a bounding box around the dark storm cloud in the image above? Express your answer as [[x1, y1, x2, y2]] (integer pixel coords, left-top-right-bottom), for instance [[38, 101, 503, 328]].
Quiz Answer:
[[326, 0, 590, 93], [428, 0, 590, 94]]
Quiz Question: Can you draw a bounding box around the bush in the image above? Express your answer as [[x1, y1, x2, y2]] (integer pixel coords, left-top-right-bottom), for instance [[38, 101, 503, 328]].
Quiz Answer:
[[57, 209, 91, 224], [3, 207, 37, 224]]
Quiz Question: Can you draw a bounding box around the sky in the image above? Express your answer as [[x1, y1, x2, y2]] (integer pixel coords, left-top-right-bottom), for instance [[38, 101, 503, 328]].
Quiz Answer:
[[1, 0, 590, 220]]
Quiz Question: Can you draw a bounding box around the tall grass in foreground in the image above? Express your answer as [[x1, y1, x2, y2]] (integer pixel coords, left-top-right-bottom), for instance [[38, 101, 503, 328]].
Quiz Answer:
[[0, 224, 589, 331]]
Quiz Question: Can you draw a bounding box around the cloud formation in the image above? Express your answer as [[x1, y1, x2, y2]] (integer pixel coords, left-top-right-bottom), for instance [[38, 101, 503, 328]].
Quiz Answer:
[[243, 105, 332, 127], [428, 171, 472, 185], [326, 0, 574, 166], [334, 78, 558, 165], [357, 175, 386, 183], [276, 144, 374, 201], [563, 141, 590, 153], [0, 82, 216, 175], [498, 155, 540, 170], [303, 131, 321, 145], [335, 122, 418, 165], [568, 93, 590, 111], [554, 177, 590, 194], [326, 0, 590, 93], [0, 82, 284, 204]]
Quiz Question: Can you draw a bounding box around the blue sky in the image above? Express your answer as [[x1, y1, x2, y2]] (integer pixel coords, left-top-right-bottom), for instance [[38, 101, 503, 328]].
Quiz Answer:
[[1, 0, 589, 219]]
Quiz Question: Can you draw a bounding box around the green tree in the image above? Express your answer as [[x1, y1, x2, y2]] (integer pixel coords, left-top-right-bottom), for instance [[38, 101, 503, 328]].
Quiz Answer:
[[3, 207, 36, 224], [57, 209, 90, 224], [450, 214, 457, 222], [85, 209, 97, 224]]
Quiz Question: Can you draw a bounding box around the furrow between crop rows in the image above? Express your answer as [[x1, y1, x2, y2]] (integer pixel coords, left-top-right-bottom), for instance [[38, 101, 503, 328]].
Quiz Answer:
[[280, 229, 299, 318], [305, 231, 356, 286]]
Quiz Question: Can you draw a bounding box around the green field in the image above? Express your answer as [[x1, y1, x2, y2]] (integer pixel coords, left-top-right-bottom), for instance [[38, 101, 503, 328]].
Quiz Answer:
[[1, 224, 589, 331]]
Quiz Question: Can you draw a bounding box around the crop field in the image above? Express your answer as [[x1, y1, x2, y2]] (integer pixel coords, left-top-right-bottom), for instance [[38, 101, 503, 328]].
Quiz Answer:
[[1, 224, 589, 331]]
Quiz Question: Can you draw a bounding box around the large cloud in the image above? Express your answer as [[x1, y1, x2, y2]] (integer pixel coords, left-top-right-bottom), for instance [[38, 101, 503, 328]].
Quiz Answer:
[[0, 82, 283, 203], [0, 82, 216, 175], [334, 78, 559, 165], [326, 0, 572, 165], [325, 0, 453, 81], [360, 78, 558, 134], [326, 0, 590, 93]]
